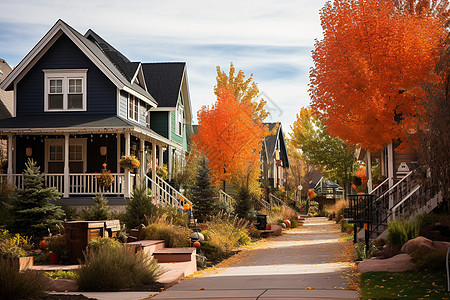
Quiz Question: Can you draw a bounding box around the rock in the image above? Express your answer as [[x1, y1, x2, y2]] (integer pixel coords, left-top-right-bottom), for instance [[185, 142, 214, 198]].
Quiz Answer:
[[400, 236, 434, 254], [357, 253, 415, 273], [432, 241, 450, 254], [375, 244, 401, 259], [271, 225, 282, 236], [50, 279, 79, 292]]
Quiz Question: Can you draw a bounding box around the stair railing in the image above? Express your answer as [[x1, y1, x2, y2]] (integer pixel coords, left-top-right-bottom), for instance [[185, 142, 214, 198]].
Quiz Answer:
[[145, 175, 192, 208], [219, 189, 235, 207]]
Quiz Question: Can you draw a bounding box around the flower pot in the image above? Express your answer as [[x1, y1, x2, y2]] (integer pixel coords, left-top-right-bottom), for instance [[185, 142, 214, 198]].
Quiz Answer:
[[49, 253, 60, 264], [266, 224, 271, 230]]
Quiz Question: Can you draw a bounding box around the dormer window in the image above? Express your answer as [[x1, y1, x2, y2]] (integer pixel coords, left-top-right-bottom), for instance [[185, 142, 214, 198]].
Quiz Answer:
[[44, 69, 87, 112]]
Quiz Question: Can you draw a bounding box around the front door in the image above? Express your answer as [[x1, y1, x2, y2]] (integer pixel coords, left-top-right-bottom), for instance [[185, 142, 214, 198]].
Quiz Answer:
[[45, 138, 87, 173]]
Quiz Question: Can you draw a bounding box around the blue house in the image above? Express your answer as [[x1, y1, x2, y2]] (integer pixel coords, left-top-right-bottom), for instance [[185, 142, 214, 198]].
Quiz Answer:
[[0, 20, 192, 206]]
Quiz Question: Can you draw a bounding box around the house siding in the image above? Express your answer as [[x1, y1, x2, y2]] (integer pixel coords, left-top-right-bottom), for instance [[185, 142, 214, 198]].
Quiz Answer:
[[150, 111, 169, 138], [16, 33, 116, 116], [170, 110, 183, 145], [138, 101, 147, 127], [119, 91, 128, 119]]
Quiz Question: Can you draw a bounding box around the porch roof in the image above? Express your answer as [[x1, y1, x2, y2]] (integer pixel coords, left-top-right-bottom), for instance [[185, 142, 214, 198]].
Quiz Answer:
[[0, 114, 181, 148]]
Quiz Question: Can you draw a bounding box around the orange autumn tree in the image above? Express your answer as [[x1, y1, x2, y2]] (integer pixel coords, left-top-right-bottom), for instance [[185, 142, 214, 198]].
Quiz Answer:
[[194, 65, 269, 193], [310, 0, 447, 151]]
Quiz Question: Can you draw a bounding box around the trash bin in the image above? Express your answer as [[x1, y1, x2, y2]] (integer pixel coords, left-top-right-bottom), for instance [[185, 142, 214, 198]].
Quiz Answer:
[[256, 213, 267, 230]]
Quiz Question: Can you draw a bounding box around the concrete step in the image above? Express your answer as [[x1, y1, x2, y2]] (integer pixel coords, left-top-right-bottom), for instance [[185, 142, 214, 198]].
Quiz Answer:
[[157, 261, 197, 288], [126, 240, 165, 256], [153, 247, 197, 263]]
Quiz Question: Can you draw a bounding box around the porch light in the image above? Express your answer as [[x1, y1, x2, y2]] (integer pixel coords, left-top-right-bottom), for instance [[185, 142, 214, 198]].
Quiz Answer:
[[100, 146, 107, 156], [26, 147, 32, 157]]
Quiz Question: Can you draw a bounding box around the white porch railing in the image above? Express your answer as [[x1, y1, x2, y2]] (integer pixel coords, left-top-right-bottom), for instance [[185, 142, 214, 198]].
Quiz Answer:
[[145, 174, 192, 208], [219, 189, 235, 207], [1, 173, 126, 196], [69, 173, 125, 195]]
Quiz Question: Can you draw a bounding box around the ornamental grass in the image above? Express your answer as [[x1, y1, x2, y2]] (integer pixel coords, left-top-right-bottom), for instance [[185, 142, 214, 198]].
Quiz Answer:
[[77, 243, 162, 291], [0, 259, 51, 299]]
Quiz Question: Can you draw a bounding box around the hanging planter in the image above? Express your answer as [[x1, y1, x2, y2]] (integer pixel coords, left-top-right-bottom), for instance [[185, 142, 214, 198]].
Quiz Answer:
[[120, 155, 140, 169], [97, 171, 114, 188]]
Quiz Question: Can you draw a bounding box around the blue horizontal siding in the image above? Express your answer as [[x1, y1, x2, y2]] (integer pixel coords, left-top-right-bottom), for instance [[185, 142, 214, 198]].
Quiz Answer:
[[17, 33, 117, 116]]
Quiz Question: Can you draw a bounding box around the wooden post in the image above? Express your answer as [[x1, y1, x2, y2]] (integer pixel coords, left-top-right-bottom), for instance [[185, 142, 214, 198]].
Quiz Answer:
[[116, 133, 121, 173], [124, 132, 130, 198], [366, 152, 373, 193], [158, 145, 164, 168], [140, 138, 145, 185], [64, 133, 69, 198], [152, 142, 157, 194], [7, 134, 13, 185], [168, 146, 172, 181], [387, 143, 394, 220]]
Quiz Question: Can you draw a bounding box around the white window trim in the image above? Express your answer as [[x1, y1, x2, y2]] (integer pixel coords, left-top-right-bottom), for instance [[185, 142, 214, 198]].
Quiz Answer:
[[44, 138, 87, 173], [175, 104, 184, 137], [43, 69, 87, 112], [128, 94, 140, 123]]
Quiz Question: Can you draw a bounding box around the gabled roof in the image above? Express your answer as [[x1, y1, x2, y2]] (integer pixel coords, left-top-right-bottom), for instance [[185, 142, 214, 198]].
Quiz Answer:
[[0, 20, 157, 107], [263, 122, 290, 168], [142, 63, 185, 107]]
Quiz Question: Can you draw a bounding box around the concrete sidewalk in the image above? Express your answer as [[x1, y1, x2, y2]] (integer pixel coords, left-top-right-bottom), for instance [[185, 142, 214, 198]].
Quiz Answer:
[[152, 217, 358, 299]]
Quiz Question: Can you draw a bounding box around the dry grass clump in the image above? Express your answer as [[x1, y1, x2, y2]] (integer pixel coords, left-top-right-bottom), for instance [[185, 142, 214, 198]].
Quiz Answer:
[[324, 199, 349, 219], [261, 205, 297, 225], [77, 244, 162, 291], [200, 212, 251, 261], [0, 259, 52, 299], [144, 215, 191, 248]]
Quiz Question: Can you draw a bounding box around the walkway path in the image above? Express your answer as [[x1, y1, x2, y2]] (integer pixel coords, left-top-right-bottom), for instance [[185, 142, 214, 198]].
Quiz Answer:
[[153, 217, 358, 299]]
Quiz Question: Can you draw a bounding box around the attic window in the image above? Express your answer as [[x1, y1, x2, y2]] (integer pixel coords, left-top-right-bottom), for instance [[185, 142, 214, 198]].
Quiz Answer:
[[44, 69, 87, 112], [128, 95, 139, 122]]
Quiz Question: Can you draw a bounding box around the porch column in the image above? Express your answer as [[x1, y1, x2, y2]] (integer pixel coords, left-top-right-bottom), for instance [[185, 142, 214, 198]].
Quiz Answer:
[[366, 152, 373, 193], [63, 133, 69, 198], [140, 138, 145, 186], [387, 143, 394, 220], [124, 132, 130, 198], [7, 134, 13, 185], [152, 141, 156, 185], [168, 146, 172, 181], [158, 145, 164, 168], [116, 134, 121, 173]]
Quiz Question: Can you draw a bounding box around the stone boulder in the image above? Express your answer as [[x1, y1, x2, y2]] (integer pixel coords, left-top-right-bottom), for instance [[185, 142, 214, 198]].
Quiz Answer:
[[400, 236, 434, 254], [357, 253, 415, 273], [49, 279, 79, 292], [432, 241, 450, 254], [271, 224, 283, 236]]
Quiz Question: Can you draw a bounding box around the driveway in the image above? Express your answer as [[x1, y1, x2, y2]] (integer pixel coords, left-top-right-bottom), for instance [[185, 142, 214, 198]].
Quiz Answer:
[[153, 217, 358, 299]]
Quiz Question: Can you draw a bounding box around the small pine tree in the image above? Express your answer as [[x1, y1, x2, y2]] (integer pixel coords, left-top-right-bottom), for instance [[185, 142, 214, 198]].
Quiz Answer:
[[124, 183, 156, 229], [191, 157, 215, 223], [12, 159, 65, 240], [80, 194, 111, 221], [235, 185, 251, 219]]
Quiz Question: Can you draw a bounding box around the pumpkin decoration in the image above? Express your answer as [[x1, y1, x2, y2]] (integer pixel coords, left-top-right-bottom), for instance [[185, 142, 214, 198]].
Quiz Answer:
[[284, 220, 291, 228], [39, 240, 46, 250], [193, 241, 201, 249]]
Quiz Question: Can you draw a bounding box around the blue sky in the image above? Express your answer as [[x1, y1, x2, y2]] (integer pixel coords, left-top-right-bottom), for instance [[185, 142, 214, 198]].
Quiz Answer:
[[0, 0, 327, 131]]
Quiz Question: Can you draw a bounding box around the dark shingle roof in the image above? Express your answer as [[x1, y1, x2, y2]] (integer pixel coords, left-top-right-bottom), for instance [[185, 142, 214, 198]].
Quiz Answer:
[[142, 63, 185, 107], [263, 122, 290, 168], [0, 114, 134, 129]]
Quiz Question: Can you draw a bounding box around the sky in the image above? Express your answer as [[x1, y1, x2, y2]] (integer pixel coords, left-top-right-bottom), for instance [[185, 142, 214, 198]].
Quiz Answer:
[[0, 0, 327, 132]]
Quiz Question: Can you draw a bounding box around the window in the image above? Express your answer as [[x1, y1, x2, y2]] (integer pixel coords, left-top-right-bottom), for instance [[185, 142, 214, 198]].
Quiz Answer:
[[49, 145, 63, 162], [176, 104, 183, 136], [69, 145, 83, 161], [128, 95, 139, 122], [44, 70, 87, 111]]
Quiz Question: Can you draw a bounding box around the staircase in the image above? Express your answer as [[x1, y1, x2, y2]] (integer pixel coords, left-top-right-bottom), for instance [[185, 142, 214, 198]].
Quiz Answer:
[[257, 194, 297, 215], [354, 170, 444, 239], [145, 174, 192, 209], [126, 240, 197, 287], [219, 189, 235, 207]]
